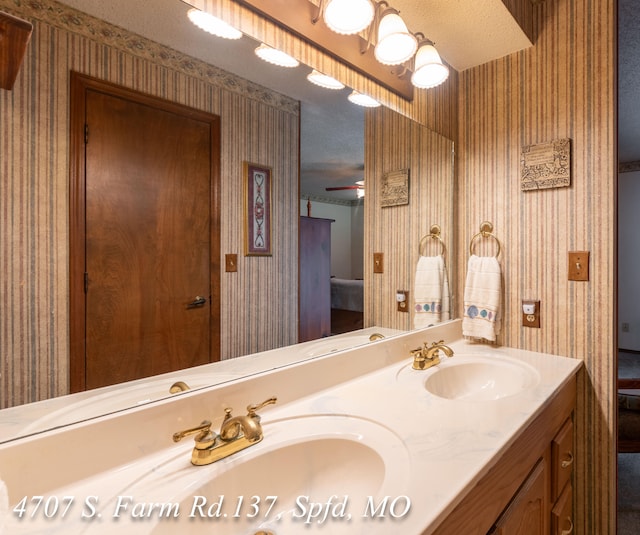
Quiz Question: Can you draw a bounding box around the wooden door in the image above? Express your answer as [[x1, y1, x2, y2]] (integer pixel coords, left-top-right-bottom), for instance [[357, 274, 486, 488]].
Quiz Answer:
[[70, 74, 220, 391]]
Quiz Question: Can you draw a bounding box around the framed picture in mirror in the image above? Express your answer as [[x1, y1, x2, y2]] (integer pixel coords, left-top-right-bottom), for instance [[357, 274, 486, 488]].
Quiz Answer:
[[244, 161, 272, 256], [381, 168, 410, 207]]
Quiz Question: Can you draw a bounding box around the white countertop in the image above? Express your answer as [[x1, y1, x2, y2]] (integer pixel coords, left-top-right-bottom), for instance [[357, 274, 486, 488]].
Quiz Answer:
[[0, 320, 582, 534]]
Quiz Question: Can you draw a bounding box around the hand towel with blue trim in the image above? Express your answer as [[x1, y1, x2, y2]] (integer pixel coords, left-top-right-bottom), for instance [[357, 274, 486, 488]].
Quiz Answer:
[[462, 254, 502, 341], [413, 254, 450, 329]]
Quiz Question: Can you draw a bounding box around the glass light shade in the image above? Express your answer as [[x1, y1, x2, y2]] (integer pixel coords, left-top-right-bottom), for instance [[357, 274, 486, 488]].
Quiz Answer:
[[324, 0, 375, 35], [374, 11, 417, 65], [187, 8, 242, 40], [411, 43, 450, 88], [254, 44, 300, 68], [347, 90, 380, 107], [307, 70, 345, 90]]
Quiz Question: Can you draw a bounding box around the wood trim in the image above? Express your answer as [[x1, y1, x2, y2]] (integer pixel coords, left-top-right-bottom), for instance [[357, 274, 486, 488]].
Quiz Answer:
[[69, 72, 222, 391], [209, 113, 222, 361], [69, 73, 87, 392], [430, 376, 576, 535]]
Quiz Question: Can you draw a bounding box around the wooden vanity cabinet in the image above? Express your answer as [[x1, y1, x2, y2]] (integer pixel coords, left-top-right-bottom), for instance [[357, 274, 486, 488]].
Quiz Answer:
[[431, 376, 576, 535]]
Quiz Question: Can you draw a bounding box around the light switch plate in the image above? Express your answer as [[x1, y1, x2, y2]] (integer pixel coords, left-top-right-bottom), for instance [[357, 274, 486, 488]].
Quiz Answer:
[[568, 251, 589, 281], [225, 254, 237, 272], [373, 253, 384, 274]]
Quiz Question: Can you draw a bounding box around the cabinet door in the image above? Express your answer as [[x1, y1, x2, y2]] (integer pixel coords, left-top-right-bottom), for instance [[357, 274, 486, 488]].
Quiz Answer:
[[490, 458, 548, 535]]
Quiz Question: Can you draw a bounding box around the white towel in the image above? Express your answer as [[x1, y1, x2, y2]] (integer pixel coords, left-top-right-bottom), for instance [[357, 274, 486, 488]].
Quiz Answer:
[[462, 255, 502, 342], [413, 255, 450, 329]]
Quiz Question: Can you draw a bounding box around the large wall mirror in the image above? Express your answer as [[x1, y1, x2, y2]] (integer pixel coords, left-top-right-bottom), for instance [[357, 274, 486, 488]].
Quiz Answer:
[[0, 0, 455, 443]]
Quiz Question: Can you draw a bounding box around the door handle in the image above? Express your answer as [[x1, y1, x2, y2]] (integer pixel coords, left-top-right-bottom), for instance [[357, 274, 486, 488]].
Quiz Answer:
[[187, 296, 207, 309]]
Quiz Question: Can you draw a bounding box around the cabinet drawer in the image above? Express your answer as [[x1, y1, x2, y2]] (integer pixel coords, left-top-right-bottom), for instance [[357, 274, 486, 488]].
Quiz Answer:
[[551, 484, 573, 535], [551, 418, 573, 501]]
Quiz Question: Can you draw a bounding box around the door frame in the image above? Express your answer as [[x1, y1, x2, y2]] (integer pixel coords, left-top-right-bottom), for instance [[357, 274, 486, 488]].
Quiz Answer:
[[69, 72, 221, 392]]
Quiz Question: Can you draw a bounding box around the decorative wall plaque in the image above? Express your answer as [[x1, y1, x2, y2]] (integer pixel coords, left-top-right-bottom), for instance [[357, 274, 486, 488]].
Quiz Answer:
[[380, 169, 409, 207], [521, 138, 571, 191]]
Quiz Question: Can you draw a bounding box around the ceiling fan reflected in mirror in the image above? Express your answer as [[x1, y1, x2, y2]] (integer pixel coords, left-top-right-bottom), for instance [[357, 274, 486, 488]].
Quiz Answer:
[[326, 179, 365, 198]]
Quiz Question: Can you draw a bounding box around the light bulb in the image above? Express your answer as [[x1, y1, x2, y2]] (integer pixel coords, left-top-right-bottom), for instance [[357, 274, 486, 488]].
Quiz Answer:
[[254, 44, 300, 68], [187, 8, 242, 40], [323, 0, 375, 35]]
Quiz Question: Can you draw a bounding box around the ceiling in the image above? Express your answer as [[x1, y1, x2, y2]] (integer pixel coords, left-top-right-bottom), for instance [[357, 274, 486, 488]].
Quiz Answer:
[[53, 0, 535, 199]]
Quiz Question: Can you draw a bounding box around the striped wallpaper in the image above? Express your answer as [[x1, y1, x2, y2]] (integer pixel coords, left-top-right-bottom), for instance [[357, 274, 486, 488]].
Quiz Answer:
[[0, 0, 299, 408], [0, 0, 618, 532], [364, 106, 455, 332], [457, 0, 616, 533]]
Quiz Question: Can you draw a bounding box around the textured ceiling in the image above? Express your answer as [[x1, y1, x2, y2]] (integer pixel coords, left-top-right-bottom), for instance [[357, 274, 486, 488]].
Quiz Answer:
[[618, 0, 640, 163], [393, 0, 532, 71]]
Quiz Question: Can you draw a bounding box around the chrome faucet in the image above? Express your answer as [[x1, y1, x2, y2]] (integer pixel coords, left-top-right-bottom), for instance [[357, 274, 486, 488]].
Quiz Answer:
[[411, 340, 454, 370], [173, 396, 277, 465]]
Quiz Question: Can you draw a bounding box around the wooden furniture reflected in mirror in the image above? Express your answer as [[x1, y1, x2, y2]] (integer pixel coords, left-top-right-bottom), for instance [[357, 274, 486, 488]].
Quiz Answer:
[[0, 11, 33, 90], [299, 216, 334, 343], [618, 378, 640, 452]]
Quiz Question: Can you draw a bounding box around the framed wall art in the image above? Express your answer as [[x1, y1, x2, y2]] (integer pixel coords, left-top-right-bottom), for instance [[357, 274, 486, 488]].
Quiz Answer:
[[521, 138, 571, 190], [244, 161, 272, 256]]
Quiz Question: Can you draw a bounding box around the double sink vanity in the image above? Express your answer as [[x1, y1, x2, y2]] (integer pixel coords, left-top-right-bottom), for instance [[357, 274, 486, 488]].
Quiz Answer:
[[0, 319, 582, 534]]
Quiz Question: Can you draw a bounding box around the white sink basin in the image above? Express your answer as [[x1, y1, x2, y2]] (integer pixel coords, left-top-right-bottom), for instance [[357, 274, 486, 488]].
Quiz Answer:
[[150, 415, 410, 534], [424, 356, 540, 401]]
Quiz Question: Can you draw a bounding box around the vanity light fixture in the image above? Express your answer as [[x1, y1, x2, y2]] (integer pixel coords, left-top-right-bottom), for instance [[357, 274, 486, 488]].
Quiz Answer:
[[254, 43, 300, 68], [347, 90, 381, 107], [322, 0, 375, 35], [186, 8, 242, 40], [374, 8, 417, 65], [411, 37, 450, 89], [306, 70, 345, 90]]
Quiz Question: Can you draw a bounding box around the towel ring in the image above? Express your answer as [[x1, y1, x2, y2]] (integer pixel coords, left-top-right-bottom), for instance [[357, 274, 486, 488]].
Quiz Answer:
[[469, 221, 501, 257], [419, 224, 446, 256]]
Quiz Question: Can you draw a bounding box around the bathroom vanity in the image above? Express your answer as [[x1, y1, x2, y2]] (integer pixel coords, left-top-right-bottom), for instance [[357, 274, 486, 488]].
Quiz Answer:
[[0, 319, 582, 534]]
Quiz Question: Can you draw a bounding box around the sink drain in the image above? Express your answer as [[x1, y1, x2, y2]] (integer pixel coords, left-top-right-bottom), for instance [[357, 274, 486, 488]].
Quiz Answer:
[[254, 532, 274, 535]]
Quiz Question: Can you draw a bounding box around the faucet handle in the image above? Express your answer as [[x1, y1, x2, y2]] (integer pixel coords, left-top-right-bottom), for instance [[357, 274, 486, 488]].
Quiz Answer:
[[172, 420, 216, 449], [247, 396, 277, 418]]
